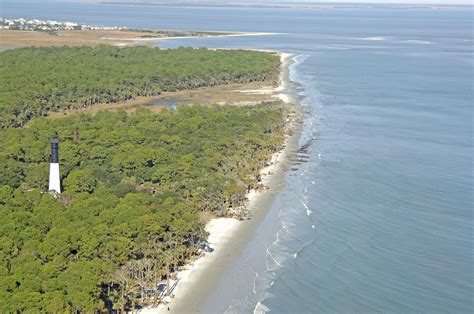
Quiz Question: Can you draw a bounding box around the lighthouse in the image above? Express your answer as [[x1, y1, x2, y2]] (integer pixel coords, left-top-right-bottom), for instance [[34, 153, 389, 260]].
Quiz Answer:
[[48, 137, 61, 193]]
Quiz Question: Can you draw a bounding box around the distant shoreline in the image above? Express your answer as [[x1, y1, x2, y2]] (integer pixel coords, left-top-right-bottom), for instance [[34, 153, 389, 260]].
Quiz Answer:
[[0, 29, 279, 50], [123, 32, 280, 42], [1, 16, 277, 50], [0, 15, 289, 51], [96, 1, 473, 10]]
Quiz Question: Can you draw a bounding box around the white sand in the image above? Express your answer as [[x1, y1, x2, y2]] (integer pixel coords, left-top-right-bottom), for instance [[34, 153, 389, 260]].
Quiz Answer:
[[139, 218, 240, 314], [104, 32, 280, 43], [236, 51, 294, 104], [274, 52, 293, 103], [237, 88, 275, 95]]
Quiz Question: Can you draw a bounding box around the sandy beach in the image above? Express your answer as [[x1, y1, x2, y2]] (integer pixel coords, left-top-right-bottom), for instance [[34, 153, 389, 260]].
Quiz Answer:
[[125, 32, 281, 42], [137, 51, 303, 314]]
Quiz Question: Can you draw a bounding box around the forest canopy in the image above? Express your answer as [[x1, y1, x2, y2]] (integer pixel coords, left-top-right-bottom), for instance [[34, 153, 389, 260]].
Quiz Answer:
[[0, 103, 286, 312], [0, 44, 285, 311], [0, 45, 280, 128]]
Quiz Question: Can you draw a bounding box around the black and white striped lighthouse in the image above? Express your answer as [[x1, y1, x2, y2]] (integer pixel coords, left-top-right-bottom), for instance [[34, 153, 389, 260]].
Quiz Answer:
[[48, 137, 61, 193]]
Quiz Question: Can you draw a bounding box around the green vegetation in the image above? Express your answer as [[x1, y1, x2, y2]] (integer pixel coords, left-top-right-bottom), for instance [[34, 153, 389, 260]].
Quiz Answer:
[[0, 45, 280, 128], [0, 103, 285, 311], [0, 45, 285, 311]]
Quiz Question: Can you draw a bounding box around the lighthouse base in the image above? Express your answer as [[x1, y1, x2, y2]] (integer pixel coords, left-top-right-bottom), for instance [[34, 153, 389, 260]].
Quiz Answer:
[[48, 163, 61, 193]]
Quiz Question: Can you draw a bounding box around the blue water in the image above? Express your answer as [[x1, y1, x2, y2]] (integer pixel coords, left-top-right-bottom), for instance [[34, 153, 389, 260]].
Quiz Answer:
[[3, 2, 473, 312]]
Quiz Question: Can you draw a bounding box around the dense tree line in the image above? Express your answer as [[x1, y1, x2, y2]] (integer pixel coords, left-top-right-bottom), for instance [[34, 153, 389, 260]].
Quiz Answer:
[[0, 46, 280, 128], [0, 103, 285, 311]]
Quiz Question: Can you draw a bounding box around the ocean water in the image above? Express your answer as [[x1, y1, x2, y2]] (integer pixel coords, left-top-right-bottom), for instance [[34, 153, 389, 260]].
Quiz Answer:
[[2, 2, 473, 312]]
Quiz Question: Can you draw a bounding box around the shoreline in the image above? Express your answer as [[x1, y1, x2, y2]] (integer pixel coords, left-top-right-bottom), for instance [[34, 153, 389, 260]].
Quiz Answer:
[[0, 29, 281, 50], [124, 32, 281, 42], [139, 51, 303, 313]]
